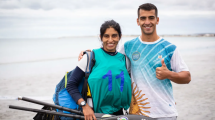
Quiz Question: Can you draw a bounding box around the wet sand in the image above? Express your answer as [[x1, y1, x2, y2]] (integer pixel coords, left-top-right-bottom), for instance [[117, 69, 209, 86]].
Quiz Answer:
[[0, 50, 215, 120], [172, 52, 215, 120]]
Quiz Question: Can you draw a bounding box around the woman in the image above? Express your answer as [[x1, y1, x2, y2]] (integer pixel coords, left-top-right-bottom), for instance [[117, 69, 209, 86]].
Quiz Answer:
[[66, 20, 131, 120]]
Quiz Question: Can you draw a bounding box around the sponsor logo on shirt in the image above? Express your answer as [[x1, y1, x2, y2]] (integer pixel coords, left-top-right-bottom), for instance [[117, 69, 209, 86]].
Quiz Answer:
[[118, 56, 124, 62], [132, 51, 140, 61], [153, 55, 163, 65]]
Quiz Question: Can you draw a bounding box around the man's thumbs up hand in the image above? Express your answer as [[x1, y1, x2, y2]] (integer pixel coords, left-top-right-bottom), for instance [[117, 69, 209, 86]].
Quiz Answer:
[[161, 58, 166, 67], [156, 59, 170, 80]]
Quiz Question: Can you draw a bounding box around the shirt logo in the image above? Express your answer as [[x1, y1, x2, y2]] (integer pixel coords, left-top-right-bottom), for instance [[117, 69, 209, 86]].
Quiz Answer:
[[132, 52, 140, 61], [158, 55, 162, 59], [118, 57, 124, 62]]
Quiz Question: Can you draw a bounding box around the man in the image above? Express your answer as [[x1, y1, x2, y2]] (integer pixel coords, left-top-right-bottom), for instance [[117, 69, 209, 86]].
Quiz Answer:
[[79, 3, 191, 120], [118, 3, 191, 119]]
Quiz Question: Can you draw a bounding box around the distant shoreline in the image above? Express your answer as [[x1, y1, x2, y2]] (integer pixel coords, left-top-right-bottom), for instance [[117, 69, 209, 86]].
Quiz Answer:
[[0, 34, 214, 39], [58, 33, 215, 39]]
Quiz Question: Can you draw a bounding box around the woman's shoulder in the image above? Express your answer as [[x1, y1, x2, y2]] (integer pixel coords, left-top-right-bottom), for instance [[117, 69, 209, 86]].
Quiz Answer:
[[92, 48, 102, 52], [77, 54, 88, 72]]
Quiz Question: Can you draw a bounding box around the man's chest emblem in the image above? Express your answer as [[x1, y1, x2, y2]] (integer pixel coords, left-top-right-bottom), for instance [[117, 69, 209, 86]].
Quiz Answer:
[[132, 51, 140, 61]]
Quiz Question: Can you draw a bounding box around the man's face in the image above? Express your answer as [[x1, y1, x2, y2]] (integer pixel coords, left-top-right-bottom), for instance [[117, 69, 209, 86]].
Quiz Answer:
[[137, 9, 159, 35]]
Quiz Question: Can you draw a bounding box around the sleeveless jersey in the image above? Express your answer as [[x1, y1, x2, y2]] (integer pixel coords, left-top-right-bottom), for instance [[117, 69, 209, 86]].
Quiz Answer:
[[124, 37, 178, 118], [88, 48, 132, 114]]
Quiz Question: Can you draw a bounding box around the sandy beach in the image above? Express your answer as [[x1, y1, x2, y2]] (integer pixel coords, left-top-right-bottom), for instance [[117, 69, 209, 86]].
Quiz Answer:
[[172, 52, 215, 120], [0, 37, 215, 120]]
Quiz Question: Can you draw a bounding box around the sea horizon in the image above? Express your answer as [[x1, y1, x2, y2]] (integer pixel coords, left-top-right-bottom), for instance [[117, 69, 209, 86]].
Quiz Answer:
[[0, 36, 215, 120], [0, 33, 215, 39]]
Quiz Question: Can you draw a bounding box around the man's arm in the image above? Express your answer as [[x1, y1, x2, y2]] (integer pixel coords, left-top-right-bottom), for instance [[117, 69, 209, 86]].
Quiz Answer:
[[78, 42, 126, 61], [167, 71, 191, 84], [117, 41, 126, 55], [78, 49, 91, 61], [156, 47, 191, 84], [156, 59, 191, 84]]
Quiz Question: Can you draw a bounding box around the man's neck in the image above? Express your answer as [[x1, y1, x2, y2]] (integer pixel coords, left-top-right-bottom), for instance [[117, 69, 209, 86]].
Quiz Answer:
[[140, 33, 160, 42]]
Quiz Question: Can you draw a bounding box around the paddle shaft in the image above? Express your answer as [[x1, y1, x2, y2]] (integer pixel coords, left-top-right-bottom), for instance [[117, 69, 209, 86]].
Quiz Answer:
[[9, 105, 85, 119], [19, 96, 83, 115]]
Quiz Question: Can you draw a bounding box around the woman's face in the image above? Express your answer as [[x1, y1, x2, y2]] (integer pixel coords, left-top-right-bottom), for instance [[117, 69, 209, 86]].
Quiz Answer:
[[102, 27, 120, 52]]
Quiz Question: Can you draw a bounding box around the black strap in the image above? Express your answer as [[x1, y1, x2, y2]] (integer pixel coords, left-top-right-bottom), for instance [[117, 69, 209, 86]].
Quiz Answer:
[[81, 51, 95, 102]]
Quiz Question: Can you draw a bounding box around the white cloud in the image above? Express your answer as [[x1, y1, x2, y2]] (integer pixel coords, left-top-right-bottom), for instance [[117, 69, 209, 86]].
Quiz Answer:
[[0, 0, 215, 10], [0, 0, 214, 38]]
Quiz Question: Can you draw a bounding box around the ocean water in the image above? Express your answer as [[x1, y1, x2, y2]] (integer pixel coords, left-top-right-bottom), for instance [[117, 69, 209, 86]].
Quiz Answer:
[[0, 37, 215, 98], [1, 37, 215, 63], [0, 37, 215, 120], [0, 37, 100, 81]]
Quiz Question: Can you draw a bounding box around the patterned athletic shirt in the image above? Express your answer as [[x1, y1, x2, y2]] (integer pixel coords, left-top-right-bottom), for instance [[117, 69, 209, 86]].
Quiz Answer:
[[118, 37, 189, 118]]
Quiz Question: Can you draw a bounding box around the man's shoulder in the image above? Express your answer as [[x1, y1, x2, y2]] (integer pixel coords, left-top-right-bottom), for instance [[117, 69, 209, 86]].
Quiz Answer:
[[160, 38, 177, 51], [124, 37, 139, 46], [161, 38, 175, 45]]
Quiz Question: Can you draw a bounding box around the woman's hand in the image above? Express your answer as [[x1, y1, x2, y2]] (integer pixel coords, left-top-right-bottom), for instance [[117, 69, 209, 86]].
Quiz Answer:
[[82, 104, 97, 120]]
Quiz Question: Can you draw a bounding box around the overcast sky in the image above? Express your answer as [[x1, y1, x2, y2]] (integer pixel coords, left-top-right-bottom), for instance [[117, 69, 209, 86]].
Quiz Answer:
[[0, 0, 215, 38]]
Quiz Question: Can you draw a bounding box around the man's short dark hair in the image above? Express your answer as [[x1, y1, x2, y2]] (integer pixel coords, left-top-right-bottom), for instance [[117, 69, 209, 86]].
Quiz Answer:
[[138, 3, 158, 18]]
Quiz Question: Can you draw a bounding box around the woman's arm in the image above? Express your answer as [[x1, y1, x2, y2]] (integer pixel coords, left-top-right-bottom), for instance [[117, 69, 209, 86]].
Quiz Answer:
[[66, 66, 85, 102], [66, 54, 96, 120], [66, 54, 88, 101]]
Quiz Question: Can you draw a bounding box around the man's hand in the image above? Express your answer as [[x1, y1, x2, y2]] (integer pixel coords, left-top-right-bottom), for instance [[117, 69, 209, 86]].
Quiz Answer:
[[78, 49, 92, 61], [156, 59, 191, 84], [156, 59, 171, 80], [82, 104, 97, 120]]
